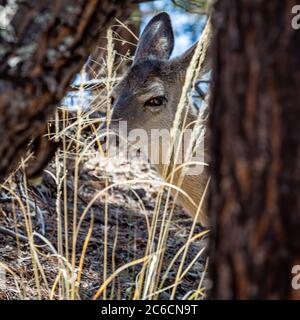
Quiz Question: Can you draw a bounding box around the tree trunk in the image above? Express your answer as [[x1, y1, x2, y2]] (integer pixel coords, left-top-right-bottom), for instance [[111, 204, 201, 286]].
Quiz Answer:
[[209, 0, 300, 299], [0, 0, 138, 181]]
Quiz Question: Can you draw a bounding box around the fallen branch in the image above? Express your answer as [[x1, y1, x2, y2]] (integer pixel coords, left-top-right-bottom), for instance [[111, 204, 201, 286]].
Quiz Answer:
[[0, 226, 28, 243]]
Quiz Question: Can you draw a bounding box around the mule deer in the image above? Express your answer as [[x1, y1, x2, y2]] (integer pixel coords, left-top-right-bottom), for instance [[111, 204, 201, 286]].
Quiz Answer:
[[107, 12, 210, 226]]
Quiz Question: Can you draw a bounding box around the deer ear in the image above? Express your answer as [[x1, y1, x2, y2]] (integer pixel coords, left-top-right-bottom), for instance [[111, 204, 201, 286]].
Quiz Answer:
[[134, 12, 174, 63], [172, 42, 211, 75], [176, 43, 197, 69]]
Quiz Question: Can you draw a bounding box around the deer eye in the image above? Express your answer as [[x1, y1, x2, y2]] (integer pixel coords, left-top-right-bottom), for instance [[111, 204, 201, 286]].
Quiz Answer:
[[145, 96, 167, 108]]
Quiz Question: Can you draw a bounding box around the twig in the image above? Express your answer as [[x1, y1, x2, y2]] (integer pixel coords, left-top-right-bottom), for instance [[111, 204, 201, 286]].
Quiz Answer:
[[18, 183, 46, 236], [0, 226, 28, 242]]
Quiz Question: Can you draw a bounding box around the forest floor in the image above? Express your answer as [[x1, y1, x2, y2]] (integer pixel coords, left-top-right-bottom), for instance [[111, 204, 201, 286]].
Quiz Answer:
[[0, 142, 208, 300]]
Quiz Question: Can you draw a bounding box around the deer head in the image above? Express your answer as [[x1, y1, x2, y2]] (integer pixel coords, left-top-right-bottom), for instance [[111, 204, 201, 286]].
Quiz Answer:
[[104, 12, 210, 226], [109, 12, 200, 140]]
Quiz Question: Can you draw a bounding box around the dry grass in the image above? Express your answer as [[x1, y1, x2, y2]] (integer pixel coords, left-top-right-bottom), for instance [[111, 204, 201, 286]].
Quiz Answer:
[[0, 21, 210, 300]]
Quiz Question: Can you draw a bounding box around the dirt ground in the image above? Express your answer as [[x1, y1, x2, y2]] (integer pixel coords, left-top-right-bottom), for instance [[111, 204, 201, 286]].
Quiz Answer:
[[0, 147, 208, 300]]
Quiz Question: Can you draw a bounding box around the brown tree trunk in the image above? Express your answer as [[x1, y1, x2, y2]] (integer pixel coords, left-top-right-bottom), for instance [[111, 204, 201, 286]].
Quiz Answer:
[[209, 0, 300, 299], [0, 0, 139, 181]]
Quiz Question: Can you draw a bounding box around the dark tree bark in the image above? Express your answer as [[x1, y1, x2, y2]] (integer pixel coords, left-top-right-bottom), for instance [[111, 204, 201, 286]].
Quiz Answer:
[[209, 0, 300, 299], [0, 0, 140, 181]]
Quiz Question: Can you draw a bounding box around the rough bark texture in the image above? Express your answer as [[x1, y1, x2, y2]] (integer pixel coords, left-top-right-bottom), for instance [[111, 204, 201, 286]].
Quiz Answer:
[[0, 0, 139, 181], [209, 0, 300, 299]]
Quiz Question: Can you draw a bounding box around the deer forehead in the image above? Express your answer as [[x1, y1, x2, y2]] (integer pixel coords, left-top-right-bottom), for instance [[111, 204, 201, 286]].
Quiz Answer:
[[114, 59, 173, 96]]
